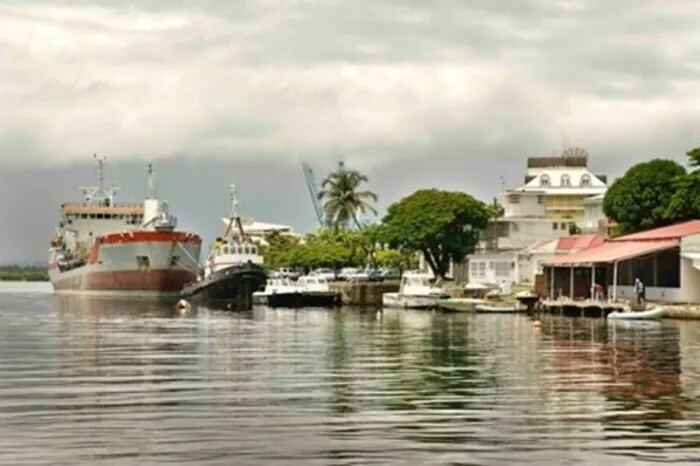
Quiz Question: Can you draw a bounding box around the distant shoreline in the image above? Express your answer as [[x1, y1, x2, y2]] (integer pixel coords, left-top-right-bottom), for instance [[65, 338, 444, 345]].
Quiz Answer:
[[0, 266, 49, 282]]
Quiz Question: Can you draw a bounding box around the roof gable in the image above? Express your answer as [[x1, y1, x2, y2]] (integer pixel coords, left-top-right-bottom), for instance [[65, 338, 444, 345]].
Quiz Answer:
[[522, 168, 606, 190]]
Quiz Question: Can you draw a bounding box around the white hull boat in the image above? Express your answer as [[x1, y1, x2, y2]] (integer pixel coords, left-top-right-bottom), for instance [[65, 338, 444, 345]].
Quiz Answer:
[[382, 272, 448, 309], [382, 293, 445, 309], [607, 307, 665, 320], [474, 303, 521, 313]]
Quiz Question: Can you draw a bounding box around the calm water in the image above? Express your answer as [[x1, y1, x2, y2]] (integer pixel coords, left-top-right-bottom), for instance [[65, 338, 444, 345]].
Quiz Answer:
[[2, 282, 700, 465]]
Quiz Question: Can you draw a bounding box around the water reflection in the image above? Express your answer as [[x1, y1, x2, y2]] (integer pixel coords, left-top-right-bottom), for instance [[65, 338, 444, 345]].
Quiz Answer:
[[1, 286, 700, 464]]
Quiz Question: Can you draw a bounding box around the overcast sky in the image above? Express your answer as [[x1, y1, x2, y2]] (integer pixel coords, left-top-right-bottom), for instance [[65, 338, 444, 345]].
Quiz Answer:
[[1, 0, 699, 263]]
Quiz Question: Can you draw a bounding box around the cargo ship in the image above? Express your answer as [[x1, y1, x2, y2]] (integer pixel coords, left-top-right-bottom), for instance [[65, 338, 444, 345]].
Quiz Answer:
[[48, 155, 202, 297]]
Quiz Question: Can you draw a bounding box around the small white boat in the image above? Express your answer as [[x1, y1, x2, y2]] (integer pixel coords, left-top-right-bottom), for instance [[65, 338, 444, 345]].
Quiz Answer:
[[252, 277, 300, 305], [382, 272, 449, 309], [474, 303, 520, 313], [607, 306, 665, 320]]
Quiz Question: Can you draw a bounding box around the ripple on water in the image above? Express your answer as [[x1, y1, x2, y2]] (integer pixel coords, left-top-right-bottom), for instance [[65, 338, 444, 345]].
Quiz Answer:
[[0, 286, 700, 464]]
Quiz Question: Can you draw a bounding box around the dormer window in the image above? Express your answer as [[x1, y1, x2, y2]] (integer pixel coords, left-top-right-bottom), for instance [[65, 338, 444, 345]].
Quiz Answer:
[[540, 174, 550, 187], [580, 174, 591, 187], [561, 174, 571, 187]]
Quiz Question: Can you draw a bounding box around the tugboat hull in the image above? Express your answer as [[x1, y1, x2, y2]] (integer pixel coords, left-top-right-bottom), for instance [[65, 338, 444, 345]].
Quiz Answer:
[[257, 291, 341, 308], [181, 262, 267, 310]]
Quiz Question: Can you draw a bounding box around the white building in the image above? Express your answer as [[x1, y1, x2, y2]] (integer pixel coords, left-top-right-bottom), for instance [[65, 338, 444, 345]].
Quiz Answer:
[[467, 234, 605, 286], [220, 217, 300, 245], [467, 149, 610, 285]]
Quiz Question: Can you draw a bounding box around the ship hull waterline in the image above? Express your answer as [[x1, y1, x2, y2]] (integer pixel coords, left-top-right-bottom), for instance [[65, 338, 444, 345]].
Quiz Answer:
[[182, 263, 267, 310], [49, 231, 202, 299]]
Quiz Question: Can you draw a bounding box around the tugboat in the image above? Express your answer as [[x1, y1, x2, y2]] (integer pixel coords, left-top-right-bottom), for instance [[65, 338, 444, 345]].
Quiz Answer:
[[180, 184, 267, 309]]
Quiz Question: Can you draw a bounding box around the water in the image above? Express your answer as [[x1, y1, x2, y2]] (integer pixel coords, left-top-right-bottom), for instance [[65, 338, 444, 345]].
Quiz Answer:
[[1, 282, 700, 465]]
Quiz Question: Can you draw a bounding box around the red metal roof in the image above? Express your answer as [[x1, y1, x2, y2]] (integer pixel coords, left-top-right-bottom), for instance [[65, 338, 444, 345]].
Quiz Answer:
[[611, 220, 700, 241], [556, 234, 606, 251], [545, 239, 678, 266]]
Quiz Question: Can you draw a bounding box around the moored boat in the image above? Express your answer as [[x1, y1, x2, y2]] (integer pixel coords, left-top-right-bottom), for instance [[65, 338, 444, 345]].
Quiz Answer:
[[252, 276, 341, 308], [474, 303, 522, 313], [382, 272, 449, 309], [48, 156, 202, 298], [180, 183, 267, 309], [437, 283, 496, 312], [607, 306, 665, 320]]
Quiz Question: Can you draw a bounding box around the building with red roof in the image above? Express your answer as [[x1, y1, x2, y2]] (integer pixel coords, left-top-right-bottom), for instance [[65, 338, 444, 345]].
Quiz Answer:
[[542, 220, 700, 303]]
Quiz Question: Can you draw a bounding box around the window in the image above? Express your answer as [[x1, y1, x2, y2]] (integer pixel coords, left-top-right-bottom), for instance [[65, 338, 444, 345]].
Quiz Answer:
[[470, 261, 486, 278], [553, 223, 558, 230], [507, 194, 520, 204], [561, 174, 571, 187], [561, 222, 568, 230], [540, 174, 550, 187], [136, 256, 150, 270], [580, 174, 591, 187], [537, 195, 544, 204], [170, 256, 179, 267]]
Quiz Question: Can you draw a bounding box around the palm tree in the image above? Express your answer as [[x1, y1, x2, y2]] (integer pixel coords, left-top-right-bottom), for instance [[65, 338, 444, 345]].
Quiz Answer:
[[317, 168, 378, 229]]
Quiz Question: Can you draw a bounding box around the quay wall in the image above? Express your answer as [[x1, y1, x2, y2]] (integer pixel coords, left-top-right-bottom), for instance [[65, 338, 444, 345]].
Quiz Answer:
[[329, 281, 399, 307], [661, 305, 700, 320]]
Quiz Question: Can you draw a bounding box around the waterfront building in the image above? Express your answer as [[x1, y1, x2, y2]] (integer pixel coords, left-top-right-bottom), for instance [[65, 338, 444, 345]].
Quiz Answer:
[[543, 220, 700, 303], [466, 148, 610, 285]]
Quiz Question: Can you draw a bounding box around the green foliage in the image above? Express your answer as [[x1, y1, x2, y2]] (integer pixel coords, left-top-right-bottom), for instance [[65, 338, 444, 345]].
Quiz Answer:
[[380, 189, 491, 278], [375, 249, 417, 272], [568, 223, 582, 235], [687, 147, 700, 169], [602, 159, 686, 235], [0, 265, 49, 281], [259, 226, 396, 271], [317, 169, 378, 229]]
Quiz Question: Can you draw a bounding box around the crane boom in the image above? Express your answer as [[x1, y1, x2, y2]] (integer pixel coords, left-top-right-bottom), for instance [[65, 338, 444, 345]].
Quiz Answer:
[[302, 162, 325, 227]]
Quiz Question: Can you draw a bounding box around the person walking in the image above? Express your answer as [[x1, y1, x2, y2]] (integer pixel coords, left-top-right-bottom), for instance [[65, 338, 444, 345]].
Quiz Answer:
[[634, 278, 645, 305]]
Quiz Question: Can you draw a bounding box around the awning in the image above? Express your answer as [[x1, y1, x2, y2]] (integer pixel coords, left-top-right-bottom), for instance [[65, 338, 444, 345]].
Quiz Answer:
[[545, 239, 679, 267]]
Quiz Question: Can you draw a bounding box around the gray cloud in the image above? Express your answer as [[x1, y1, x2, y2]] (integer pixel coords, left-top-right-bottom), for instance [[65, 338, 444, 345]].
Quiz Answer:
[[0, 0, 699, 261]]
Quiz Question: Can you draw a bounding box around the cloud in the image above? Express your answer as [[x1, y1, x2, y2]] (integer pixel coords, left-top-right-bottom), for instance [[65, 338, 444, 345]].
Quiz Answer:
[[0, 0, 699, 171]]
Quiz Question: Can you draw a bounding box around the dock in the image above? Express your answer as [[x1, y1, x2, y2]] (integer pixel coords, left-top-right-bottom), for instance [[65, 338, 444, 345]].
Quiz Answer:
[[539, 299, 644, 318]]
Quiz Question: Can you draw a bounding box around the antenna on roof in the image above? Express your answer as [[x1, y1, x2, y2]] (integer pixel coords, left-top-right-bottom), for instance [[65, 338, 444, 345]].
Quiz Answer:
[[147, 163, 155, 199]]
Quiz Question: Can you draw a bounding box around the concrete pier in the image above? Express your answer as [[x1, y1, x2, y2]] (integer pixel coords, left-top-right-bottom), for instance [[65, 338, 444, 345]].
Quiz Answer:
[[539, 299, 640, 318]]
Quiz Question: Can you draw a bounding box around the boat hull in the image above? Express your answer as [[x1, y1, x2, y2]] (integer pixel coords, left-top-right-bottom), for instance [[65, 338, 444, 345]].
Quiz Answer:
[[49, 231, 201, 298], [607, 307, 665, 320], [474, 304, 521, 313], [437, 298, 491, 312], [255, 291, 341, 308], [182, 262, 267, 310], [382, 293, 448, 309]]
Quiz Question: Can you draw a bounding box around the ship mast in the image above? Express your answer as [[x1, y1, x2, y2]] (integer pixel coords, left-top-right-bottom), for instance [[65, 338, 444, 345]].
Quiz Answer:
[[222, 183, 247, 242], [147, 163, 156, 199], [80, 154, 118, 206]]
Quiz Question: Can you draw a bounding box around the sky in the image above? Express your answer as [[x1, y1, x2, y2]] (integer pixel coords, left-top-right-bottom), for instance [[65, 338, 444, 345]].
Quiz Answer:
[[0, 0, 699, 263]]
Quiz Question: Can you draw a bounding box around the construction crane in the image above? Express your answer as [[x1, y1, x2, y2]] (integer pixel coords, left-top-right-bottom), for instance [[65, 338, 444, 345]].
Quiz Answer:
[[301, 160, 346, 228], [302, 162, 326, 227]]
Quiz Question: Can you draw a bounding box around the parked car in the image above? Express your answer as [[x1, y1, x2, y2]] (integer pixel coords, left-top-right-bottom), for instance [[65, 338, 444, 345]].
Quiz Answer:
[[338, 267, 369, 282], [311, 268, 336, 281]]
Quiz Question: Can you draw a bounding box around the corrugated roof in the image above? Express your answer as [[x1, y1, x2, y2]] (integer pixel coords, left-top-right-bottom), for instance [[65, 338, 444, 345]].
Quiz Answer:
[[545, 239, 678, 266], [557, 234, 605, 251], [610, 220, 700, 241]]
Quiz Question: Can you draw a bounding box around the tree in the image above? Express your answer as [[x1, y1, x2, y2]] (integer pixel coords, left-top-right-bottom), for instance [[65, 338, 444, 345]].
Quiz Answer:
[[687, 147, 700, 169], [666, 147, 700, 222], [602, 159, 686, 235], [380, 189, 490, 278], [568, 223, 582, 235], [317, 168, 378, 229]]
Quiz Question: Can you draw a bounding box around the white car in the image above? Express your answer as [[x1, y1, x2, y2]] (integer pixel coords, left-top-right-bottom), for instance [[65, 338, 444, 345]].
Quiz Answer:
[[339, 267, 369, 282], [311, 268, 336, 281]]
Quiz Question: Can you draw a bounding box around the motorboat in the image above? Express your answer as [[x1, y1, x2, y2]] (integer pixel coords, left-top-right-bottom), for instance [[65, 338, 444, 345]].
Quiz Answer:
[[382, 272, 449, 309]]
